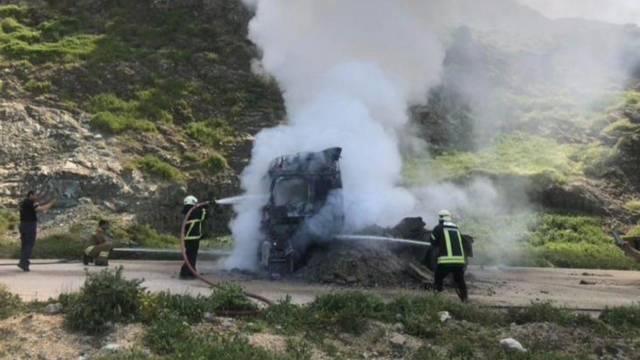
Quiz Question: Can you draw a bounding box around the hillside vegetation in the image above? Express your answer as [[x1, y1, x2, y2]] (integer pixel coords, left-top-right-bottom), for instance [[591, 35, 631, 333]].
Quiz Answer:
[[0, 0, 638, 270]]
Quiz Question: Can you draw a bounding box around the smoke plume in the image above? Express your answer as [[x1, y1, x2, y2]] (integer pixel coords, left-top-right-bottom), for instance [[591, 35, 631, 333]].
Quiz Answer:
[[225, 0, 640, 270], [515, 0, 640, 25], [225, 0, 445, 269]]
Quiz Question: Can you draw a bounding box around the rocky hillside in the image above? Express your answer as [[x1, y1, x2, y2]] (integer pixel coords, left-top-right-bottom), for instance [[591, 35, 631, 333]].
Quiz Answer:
[[0, 0, 638, 264], [0, 0, 283, 237]]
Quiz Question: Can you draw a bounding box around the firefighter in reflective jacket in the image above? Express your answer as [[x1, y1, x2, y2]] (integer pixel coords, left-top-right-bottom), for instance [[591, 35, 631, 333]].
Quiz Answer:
[[84, 220, 113, 266], [180, 195, 208, 280], [430, 210, 468, 302]]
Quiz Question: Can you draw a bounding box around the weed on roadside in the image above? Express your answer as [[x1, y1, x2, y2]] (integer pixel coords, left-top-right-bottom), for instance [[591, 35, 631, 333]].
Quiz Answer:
[[64, 267, 144, 333]]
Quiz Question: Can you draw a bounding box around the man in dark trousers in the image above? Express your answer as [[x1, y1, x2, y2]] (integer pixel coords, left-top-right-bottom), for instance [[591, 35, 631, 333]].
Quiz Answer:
[[18, 190, 56, 272], [180, 195, 208, 280], [430, 210, 468, 302]]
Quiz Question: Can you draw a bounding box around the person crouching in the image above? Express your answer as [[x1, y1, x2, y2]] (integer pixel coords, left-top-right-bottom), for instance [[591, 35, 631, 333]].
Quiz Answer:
[[84, 220, 113, 266]]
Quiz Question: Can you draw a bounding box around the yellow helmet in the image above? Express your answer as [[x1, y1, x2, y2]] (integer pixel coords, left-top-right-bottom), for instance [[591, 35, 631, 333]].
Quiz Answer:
[[438, 209, 452, 221]]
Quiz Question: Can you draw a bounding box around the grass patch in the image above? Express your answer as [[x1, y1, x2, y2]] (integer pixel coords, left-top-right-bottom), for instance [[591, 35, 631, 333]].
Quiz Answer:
[[0, 284, 23, 320], [203, 152, 228, 173], [305, 292, 387, 334], [208, 283, 259, 313], [533, 242, 637, 269], [603, 118, 637, 135], [91, 349, 152, 360], [625, 199, 640, 211], [413, 133, 582, 183], [127, 223, 178, 248], [30, 232, 85, 259], [90, 112, 157, 134], [64, 267, 144, 333], [24, 79, 51, 93], [185, 120, 234, 147], [0, 208, 18, 237], [129, 155, 182, 181], [144, 312, 192, 355], [90, 112, 156, 134], [463, 213, 640, 270], [600, 304, 640, 331]]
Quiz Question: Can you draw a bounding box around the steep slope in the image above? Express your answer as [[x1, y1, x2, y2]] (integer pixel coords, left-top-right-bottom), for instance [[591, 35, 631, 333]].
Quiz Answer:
[[0, 0, 283, 237]]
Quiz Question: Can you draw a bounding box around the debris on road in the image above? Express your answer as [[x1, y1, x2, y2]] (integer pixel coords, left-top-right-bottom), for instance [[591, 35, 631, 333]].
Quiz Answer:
[[579, 280, 597, 285]]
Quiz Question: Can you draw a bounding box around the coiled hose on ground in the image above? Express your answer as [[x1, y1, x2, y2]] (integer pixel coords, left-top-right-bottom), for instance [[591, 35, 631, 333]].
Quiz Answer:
[[179, 201, 273, 314]]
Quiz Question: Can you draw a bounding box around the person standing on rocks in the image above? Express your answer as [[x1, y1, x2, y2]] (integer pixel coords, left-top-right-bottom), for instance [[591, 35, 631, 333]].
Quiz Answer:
[[180, 195, 208, 280], [17, 190, 56, 272], [429, 210, 468, 302]]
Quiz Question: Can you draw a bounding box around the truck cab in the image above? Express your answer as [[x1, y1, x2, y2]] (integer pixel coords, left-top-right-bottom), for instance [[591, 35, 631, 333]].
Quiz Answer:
[[260, 147, 344, 275]]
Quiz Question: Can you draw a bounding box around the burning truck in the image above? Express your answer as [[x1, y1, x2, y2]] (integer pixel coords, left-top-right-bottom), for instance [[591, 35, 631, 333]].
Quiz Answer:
[[259, 147, 345, 275], [256, 147, 474, 277]]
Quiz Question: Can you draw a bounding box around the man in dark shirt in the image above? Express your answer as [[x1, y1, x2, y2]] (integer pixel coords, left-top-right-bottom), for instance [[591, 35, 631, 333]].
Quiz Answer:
[[18, 190, 56, 272]]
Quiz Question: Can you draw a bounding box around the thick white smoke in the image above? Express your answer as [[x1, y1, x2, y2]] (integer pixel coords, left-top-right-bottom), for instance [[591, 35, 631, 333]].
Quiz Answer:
[[515, 0, 640, 25], [225, 0, 445, 269]]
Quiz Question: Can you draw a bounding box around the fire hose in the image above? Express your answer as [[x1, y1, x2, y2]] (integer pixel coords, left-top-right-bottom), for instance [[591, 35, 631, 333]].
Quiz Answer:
[[180, 201, 273, 314]]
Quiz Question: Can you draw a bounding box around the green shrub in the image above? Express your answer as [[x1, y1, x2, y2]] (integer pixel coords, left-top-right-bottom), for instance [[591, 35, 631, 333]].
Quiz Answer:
[[208, 283, 258, 313], [305, 292, 386, 333], [388, 294, 504, 337], [507, 302, 571, 325], [0, 209, 17, 237], [64, 267, 144, 333], [625, 200, 640, 212], [203, 152, 228, 173], [627, 226, 640, 237], [90, 112, 156, 134], [526, 214, 610, 246], [24, 79, 51, 93], [186, 120, 233, 147], [127, 223, 178, 248], [0, 33, 98, 63], [91, 348, 151, 360], [88, 93, 139, 114], [603, 118, 637, 135], [0, 5, 29, 20], [0, 284, 22, 319], [144, 312, 192, 355], [130, 155, 182, 181], [600, 304, 640, 330], [139, 291, 206, 324], [536, 242, 638, 270], [579, 144, 618, 178], [262, 296, 301, 333], [174, 334, 284, 360], [38, 16, 82, 41], [30, 232, 84, 259]]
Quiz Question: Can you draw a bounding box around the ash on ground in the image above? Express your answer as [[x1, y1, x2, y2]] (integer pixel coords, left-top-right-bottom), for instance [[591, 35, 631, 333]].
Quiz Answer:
[[299, 242, 431, 288], [298, 217, 434, 288]]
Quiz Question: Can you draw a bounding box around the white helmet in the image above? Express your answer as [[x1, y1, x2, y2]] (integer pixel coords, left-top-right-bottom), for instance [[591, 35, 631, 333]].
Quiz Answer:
[[438, 209, 452, 222], [183, 195, 198, 205]]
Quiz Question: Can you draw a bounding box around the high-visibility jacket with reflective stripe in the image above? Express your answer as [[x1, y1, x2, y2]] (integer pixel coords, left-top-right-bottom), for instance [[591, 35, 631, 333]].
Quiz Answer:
[[185, 208, 207, 241], [430, 222, 466, 265]]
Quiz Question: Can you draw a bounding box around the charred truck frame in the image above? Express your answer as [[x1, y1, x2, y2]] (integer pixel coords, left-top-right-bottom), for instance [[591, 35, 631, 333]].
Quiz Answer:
[[259, 147, 344, 275]]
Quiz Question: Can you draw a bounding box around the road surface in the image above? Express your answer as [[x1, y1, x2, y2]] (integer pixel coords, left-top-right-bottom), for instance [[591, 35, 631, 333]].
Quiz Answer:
[[1, 260, 639, 309]]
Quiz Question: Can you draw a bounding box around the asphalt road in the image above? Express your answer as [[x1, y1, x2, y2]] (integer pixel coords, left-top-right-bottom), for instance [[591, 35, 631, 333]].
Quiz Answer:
[[1, 260, 639, 309]]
